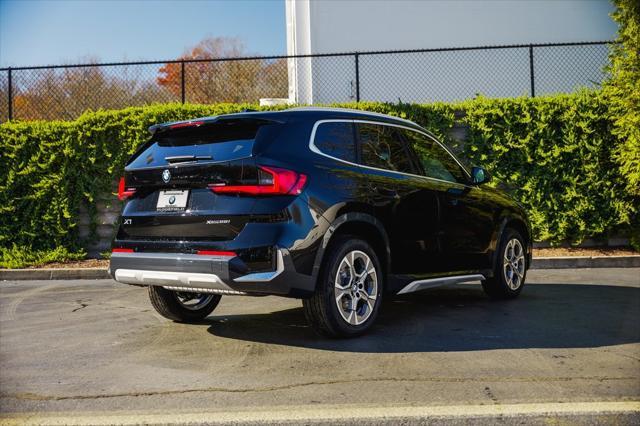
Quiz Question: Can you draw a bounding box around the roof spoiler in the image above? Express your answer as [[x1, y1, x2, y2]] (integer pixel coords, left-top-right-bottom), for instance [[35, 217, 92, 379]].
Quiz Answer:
[[147, 113, 283, 135], [148, 117, 218, 135]]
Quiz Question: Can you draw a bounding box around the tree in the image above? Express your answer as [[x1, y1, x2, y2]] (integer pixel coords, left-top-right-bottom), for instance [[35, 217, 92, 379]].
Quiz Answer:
[[157, 37, 287, 103], [12, 58, 174, 121]]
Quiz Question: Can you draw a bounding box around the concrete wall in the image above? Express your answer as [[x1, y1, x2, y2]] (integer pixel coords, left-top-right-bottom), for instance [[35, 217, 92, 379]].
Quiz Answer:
[[78, 198, 121, 258], [285, 0, 616, 104]]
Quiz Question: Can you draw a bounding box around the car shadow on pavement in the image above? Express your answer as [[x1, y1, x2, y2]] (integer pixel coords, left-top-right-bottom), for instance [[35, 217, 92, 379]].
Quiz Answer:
[[206, 283, 640, 353]]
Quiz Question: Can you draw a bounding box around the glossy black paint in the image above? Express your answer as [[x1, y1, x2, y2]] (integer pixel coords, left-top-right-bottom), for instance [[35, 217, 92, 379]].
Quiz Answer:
[[111, 108, 532, 297]]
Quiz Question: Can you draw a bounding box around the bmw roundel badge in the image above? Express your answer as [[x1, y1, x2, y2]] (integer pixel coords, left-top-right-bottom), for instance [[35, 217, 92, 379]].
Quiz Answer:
[[162, 169, 171, 183], [169, 195, 176, 205]]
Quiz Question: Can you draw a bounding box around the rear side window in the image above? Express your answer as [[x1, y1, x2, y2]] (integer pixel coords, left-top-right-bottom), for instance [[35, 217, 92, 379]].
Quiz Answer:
[[357, 123, 414, 174], [401, 129, 468, 183], [128, 119, 269, 169], [313, 122, 356, 163]]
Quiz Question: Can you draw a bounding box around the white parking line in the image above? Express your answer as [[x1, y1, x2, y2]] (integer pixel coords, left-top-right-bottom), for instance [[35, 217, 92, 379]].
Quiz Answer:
[[2, 401, 639, 425]]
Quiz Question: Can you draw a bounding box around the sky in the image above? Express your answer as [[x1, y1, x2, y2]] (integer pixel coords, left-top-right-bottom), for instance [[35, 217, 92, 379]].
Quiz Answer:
[[0, 0, 617, 69], [0, 0, 287, 67]]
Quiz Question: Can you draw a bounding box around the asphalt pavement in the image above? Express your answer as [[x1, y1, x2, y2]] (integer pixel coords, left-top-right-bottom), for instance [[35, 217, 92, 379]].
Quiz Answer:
[[1, 268, 639, 424]]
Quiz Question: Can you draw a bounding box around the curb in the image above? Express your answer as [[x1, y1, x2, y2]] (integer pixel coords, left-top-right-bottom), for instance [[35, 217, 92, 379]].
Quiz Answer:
[[530, 255, 640, 269], [0, 268, 110, 281], [1, 256, 639, 281]]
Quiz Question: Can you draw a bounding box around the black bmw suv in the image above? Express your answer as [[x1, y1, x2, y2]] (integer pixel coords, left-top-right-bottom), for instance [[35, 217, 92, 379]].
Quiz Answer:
[[110, 107, 531, 337]]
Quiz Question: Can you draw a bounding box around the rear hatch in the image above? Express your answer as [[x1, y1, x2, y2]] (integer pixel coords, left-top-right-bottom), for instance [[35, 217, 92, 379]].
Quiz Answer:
[[117, 117, 284, 241]]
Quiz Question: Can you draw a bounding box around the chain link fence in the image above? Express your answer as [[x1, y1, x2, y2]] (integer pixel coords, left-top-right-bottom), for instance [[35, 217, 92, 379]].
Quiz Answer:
[[0, 41, 612, 122]]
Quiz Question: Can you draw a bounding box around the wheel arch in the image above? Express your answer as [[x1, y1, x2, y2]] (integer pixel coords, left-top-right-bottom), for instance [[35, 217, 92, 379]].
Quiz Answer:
[[310, 212, 391, 292], [492, 213, 532, 272]]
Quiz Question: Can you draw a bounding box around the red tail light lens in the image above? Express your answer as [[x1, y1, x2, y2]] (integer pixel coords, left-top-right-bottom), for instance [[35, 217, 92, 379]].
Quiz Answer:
[[196, 250, 237, 257], [118, 177, 136, 200], [112, 248, 134, 253], [208, 166, 307, 196]]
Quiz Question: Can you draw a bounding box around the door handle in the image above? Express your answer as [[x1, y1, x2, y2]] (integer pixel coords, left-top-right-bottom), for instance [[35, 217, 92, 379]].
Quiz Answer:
[[446, 187, 463, 206], [446, 187, 464, 195]]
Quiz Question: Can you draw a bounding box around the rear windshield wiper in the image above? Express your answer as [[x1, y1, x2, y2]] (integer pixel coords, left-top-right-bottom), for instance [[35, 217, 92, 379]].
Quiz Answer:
[[164, 155, 213, 163]]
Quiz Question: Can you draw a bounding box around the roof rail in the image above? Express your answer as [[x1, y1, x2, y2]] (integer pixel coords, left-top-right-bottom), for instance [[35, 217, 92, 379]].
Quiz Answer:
[[287, 106, 419, 127]]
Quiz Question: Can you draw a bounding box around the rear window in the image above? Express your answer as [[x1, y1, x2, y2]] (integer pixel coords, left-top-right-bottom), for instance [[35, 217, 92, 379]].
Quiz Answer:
[[128, 119, 268, 169]]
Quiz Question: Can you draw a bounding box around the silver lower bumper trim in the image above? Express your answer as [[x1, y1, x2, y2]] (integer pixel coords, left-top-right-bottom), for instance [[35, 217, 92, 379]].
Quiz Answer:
[[112, 249, 286, 294], [397, 274, 486, 295], [114, 269, 236, 291]]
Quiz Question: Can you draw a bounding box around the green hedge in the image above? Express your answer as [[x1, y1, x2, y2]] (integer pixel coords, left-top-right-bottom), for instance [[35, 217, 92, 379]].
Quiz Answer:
[[457, 93, 635, 243], [0, 93, 637, 267]]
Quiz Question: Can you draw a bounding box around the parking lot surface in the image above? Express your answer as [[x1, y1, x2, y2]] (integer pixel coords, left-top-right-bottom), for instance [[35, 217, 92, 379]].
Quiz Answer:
[[1, 269, 639, 423]]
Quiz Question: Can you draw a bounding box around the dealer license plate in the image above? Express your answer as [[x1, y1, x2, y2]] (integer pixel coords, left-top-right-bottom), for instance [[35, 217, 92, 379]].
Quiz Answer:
[[157, 190, 189, 210]]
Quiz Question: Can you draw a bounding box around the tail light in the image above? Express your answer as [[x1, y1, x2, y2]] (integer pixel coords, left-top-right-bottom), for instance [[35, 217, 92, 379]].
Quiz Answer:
[[118, 177, 136, 200], [209, 166, 307, 196]]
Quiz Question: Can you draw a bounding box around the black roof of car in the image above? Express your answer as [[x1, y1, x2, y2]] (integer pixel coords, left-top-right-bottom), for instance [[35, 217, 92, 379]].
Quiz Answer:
[[149, 107, 426, 135]]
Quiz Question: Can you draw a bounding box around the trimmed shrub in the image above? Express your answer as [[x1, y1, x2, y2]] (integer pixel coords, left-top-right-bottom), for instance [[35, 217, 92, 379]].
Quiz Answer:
[[458, 92, 634, 243], [0, 94, 636, 267], [603, 0, 640, 249]]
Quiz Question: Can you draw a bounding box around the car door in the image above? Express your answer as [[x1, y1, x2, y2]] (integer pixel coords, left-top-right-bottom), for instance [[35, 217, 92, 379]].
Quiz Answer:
[[402, 129, 494, 272], [356, 122, 440, 275]]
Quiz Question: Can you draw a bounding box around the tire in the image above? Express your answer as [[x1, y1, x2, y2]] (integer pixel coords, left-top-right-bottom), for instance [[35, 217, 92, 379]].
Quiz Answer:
[[148, 286, 221, 322], [303, 235, 384, 338], [482, 228, 527, 299]]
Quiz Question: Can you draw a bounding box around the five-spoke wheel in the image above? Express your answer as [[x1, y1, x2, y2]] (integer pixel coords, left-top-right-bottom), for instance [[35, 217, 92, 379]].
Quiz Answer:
[[482, 228, 527, 299], [503, 238, 525, 290], [148, 286, 221, 322], [174, 292, 218, 311], [334, 250, 378, 326], [303, 236, 383, 337]]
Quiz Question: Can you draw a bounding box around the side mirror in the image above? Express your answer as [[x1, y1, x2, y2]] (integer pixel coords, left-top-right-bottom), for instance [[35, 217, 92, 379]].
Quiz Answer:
[[471, 166, 491, 185]]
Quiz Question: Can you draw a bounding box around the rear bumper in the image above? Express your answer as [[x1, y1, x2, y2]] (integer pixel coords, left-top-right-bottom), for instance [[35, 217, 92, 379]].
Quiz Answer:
[[109, 249, 314, 297]]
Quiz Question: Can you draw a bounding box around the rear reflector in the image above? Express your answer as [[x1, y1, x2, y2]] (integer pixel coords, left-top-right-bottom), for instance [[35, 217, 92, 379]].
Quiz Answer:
[[196, 250, 237, 257], [112, 248, 134, 253], [118, 177, 136, 200], [209, 165, 307, 196]]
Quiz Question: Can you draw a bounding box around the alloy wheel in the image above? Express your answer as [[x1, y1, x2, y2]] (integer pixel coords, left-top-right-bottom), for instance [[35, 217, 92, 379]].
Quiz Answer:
[[503, 238, 525, 290], [174, 292, 216, 311], [334, 250, 378, 326]]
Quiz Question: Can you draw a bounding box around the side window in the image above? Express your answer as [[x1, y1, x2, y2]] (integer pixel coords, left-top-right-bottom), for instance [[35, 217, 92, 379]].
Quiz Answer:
[[313, 122, 356, 163], [402, 130, 468, 183], [357, 123, 414, 174]]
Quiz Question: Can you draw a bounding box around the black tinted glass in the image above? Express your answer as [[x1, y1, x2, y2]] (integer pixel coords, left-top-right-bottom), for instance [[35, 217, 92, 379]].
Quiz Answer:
[[358, 123, 414, 174], [402, 129, 467, 183], [128, 119, 268, 168], [314, 122, 356, 163]]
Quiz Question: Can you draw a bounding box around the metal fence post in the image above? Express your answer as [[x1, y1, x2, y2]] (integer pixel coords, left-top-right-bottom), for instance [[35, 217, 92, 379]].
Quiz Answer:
[[355, 53, 360, 102], [181, 61, 186, 104], [7, 67, 12, 121], [529, 45, 535, 97]]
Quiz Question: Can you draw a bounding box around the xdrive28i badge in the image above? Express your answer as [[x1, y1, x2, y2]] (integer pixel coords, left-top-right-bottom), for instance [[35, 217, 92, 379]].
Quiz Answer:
[[162, 169, 171, 183]]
